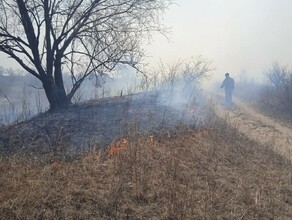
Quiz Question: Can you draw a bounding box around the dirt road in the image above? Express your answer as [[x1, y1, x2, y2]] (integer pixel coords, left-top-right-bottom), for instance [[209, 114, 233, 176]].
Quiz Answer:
[[213, 94, 292, 161]]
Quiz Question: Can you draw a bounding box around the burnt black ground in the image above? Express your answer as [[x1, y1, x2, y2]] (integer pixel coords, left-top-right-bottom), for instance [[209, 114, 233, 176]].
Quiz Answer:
[[0, 92, 208, 159]]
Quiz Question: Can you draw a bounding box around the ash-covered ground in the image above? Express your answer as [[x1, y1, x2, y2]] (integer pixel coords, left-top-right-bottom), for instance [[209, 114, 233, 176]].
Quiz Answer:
[[0, 91, 211, 158]]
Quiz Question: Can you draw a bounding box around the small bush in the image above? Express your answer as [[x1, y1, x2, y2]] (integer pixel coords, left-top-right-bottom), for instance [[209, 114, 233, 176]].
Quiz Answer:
[[262, 62, 292, 111]]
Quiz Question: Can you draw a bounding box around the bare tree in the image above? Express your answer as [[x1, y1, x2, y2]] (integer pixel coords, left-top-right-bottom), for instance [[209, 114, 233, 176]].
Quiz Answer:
[[149, 57, 213, 89], [0, 0, 172, 110], [265, 62, 291, 105]]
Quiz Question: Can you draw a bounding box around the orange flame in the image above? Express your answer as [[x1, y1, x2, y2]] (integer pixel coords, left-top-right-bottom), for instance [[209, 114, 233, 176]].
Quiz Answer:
[[108, 138, 128, 157]]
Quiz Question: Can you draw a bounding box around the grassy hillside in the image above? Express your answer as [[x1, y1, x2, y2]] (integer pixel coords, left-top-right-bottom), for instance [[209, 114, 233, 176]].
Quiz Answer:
[[0, 117, 291, 219]]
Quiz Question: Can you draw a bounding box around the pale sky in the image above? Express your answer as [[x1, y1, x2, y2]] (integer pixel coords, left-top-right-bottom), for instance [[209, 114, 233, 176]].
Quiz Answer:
[[145, 0, 292, 82], [1, 0, 292, 83]]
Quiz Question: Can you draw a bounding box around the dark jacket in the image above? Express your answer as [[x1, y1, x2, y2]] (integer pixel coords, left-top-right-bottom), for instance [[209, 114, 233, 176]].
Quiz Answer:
[[221, 76, 234, 91]]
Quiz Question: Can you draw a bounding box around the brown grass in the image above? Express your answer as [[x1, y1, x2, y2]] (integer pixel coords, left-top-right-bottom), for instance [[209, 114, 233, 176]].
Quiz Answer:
[[0, 120, 291, 219]]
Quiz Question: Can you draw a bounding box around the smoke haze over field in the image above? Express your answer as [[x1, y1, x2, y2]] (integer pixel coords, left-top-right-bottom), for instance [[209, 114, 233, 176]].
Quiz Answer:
[[144, 0, 292, 82], [1, 0, 292, 115], [1, 0, 292, 84]]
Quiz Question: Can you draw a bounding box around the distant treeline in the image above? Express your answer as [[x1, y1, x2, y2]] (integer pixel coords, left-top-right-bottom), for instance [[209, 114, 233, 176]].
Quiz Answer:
[[0, 67, 42, 100]]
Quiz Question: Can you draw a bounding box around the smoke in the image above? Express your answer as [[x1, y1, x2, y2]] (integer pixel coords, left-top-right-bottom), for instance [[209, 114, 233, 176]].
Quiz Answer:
[[0, 57, 212, 127], [0, 70, 49, 124], [132, 58, 214, 128]]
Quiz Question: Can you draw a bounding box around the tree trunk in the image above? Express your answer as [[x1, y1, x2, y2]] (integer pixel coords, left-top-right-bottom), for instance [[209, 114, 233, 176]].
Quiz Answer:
[[43, 78, 70, 110]]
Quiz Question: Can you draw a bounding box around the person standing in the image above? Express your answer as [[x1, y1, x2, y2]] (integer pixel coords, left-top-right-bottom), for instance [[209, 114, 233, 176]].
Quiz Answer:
[[220, 73, 235, 106]]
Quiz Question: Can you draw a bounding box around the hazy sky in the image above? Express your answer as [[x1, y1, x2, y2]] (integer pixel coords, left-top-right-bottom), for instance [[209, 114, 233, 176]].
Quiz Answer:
[[145, 0, 292, 82], [1, 0, 292, 83]]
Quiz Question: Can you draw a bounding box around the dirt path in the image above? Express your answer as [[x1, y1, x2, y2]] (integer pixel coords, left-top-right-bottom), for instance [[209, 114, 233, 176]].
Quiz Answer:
[[212, 94, 292, 161]]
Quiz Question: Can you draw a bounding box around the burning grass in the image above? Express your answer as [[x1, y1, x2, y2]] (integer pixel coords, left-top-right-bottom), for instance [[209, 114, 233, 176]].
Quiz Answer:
[[0, 120, 291, 219]]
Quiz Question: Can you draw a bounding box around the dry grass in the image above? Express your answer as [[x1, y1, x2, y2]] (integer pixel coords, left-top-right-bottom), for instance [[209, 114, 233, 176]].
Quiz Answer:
[[0, 120, 291, 219]]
